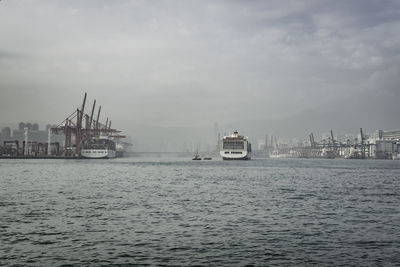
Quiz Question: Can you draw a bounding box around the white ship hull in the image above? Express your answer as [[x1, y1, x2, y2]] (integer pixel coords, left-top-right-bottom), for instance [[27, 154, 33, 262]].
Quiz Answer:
[[220, 150, 251, 160], [81, 149, 116, 159]]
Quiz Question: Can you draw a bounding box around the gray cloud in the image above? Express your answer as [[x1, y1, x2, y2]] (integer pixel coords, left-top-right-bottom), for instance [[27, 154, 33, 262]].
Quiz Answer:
[[0, 0, 399, 150]]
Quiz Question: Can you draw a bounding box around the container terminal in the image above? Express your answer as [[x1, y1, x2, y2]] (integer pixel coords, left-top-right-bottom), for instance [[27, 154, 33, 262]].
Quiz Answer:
[[0, 93, 125, 159], [255, 129, 400, 160]]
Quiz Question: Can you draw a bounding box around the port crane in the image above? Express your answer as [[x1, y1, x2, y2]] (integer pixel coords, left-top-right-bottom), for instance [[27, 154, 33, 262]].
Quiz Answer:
[[51, 93, 125, 157], [306, 128, 373, 159]]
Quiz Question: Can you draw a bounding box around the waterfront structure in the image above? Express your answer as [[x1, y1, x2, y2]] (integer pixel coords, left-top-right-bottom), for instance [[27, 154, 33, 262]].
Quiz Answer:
[[0, 124, 62, 157], [115, 142, 124, 157], [372, 130, 400, 159], [219, 131, 251, 160], [0, 93, 126, 158]]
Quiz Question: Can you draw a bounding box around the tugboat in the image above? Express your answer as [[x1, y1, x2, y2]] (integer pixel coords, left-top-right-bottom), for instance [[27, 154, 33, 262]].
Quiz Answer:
[[192, 152, 201, 160]]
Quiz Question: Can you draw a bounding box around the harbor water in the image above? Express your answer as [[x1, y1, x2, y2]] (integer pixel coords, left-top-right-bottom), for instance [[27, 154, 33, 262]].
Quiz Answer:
[[1, 157, 400, 266]]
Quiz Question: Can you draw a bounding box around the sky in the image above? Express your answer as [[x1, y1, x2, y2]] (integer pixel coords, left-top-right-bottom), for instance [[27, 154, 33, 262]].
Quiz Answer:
[[1, 0, 400, 151]]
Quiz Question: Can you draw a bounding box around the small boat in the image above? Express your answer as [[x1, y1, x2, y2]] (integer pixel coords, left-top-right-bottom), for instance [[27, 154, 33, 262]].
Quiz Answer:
[[192, 152, 201, 160], [203, 155, 212, 160]]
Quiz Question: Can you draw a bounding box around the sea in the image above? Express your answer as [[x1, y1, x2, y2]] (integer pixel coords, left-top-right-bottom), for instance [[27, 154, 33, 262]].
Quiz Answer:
[[1, 157, 400, 266]]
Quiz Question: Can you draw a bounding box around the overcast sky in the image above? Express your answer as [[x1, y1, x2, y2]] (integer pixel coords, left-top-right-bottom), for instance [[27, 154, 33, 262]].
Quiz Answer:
[[1, 0, 400, 150]]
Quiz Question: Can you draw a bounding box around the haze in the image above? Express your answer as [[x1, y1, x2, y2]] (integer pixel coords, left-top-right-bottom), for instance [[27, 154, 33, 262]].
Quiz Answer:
[[1, 0, 399, 151]]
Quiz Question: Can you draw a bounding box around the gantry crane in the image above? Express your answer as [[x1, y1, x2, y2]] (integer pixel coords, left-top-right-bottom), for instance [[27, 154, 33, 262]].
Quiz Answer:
[[51, 93, 125, 157]]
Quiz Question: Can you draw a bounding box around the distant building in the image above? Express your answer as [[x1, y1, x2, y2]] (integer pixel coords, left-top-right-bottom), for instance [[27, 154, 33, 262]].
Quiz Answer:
[[9, 122, 64, 144], [18, 122, 39, 131], [18, 122, 25, 130], [376, 130, 400, 141], [1, 127, 11, 141]]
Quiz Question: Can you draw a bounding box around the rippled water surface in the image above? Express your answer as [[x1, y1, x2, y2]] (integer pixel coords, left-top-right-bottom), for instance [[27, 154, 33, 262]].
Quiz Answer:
[[1, 157, 400, 266]]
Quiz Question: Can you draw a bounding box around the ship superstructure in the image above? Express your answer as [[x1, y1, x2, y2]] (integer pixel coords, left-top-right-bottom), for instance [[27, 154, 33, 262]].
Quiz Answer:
[[219, 131, 251, 160]]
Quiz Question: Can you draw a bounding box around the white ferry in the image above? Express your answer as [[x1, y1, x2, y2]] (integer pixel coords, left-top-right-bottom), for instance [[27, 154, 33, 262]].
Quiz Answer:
[[219, 131, 251, 160], [81, 136, 116, 159]]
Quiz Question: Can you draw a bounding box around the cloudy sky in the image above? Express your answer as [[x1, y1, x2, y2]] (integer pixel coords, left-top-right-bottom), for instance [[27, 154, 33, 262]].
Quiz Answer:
[[1, 0, 399, 150]]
